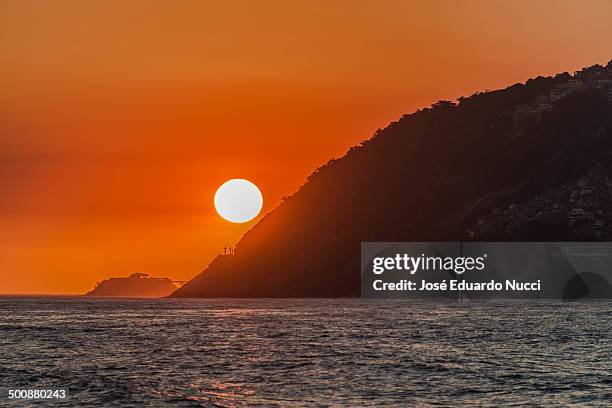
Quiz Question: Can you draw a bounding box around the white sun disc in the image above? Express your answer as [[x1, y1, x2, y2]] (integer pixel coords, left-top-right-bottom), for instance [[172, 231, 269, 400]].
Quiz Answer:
[[214, 179, 263, 223]]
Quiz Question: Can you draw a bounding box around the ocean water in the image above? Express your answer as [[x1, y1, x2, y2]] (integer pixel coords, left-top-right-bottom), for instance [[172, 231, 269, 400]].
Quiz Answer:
[[0, 298, 611, 407]]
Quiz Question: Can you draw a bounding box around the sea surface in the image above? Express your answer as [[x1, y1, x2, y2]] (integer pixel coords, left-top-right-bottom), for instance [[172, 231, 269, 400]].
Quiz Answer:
[[0, 298, 611, 407]]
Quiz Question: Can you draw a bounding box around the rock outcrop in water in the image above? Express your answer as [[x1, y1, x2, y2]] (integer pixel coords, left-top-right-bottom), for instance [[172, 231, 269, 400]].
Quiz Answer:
[[86, 273, 179, 297], [172, 61, 612, 298]]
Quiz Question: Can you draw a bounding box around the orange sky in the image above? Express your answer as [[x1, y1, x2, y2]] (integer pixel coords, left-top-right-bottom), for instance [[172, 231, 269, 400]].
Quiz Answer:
[[1, 0, 612, 294]]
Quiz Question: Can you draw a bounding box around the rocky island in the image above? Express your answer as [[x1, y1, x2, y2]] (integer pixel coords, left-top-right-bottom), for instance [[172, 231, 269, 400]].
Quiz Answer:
[[85, 273, 180, 297]]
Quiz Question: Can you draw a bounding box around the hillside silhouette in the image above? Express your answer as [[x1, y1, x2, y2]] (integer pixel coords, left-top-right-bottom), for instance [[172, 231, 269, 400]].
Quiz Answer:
[[86, 273, 180, 297], [172, 61, 612, 298]]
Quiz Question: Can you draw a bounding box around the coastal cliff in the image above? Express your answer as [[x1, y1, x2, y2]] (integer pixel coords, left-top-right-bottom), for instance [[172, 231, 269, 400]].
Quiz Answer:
[[172, 61, 612, 298]]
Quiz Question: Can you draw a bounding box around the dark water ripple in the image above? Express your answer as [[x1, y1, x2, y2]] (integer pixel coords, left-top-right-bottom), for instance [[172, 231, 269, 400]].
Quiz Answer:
[[0, 298, 611, 407]]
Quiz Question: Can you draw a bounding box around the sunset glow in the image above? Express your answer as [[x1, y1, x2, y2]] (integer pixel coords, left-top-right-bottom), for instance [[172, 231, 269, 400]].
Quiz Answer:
[[2, 0, 612, 294]]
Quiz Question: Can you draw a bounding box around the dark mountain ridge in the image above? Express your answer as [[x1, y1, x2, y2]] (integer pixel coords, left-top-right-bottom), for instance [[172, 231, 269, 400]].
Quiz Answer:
[[172, 61, 612, 297]]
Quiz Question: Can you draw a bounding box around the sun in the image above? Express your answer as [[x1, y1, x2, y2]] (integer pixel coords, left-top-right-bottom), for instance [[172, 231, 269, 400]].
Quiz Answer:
[[214, 179, 263, 223]]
